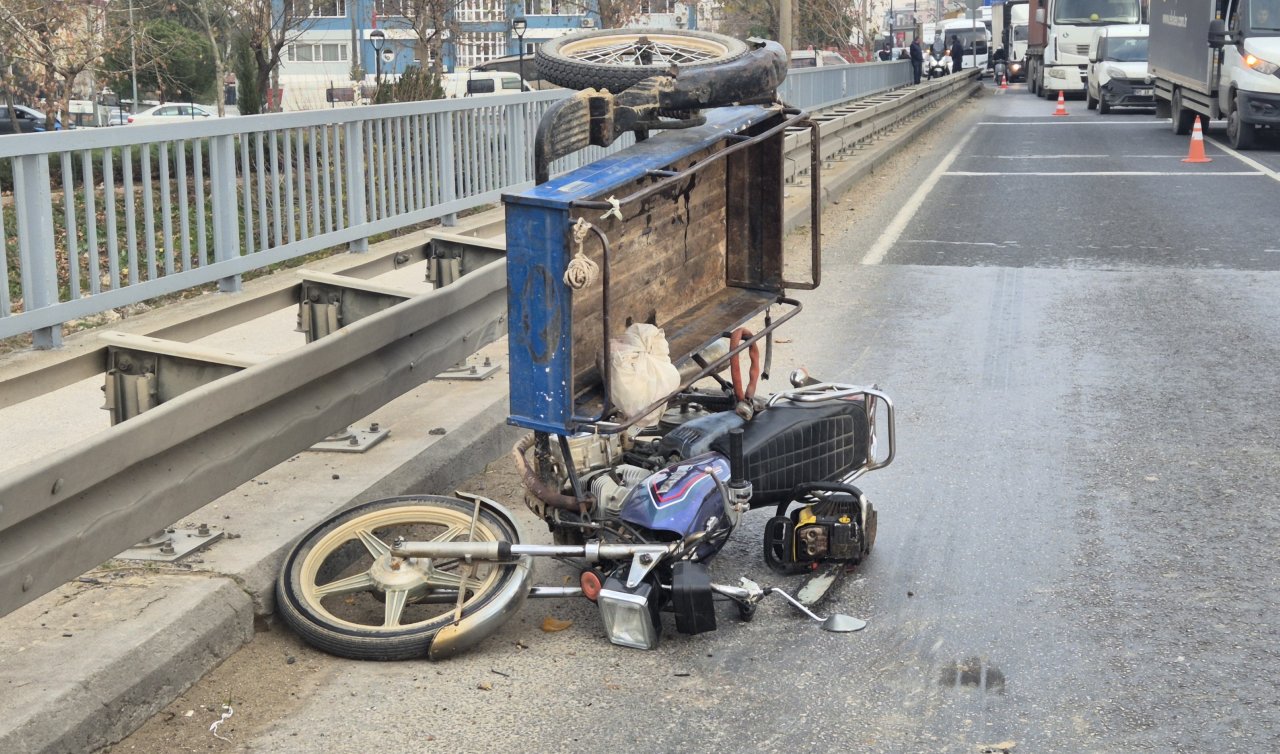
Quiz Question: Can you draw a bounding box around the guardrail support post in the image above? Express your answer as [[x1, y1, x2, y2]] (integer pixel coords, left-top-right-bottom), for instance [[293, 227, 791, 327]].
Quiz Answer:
[[344, 121, 369, 252], [209, 135, 242, 292], [14, 154, 62, 349], [440, 112, 458, 227]]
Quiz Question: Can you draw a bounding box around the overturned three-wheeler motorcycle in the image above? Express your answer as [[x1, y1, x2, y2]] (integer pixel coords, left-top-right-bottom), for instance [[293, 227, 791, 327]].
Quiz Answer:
[[277, 29, 896, 660]]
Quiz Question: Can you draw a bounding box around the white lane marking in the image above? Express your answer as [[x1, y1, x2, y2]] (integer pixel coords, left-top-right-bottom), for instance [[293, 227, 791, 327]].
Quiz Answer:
[[861, 127, 978, 266], [904, 239, 1018, 247], [944, 171, 1264, 176], [968, 154, 1190, 159], [1204, 136, 1280, 184], [977, 121, 1160, 125]]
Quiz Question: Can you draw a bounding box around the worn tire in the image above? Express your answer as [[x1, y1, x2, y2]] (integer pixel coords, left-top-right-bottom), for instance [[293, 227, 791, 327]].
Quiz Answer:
[[1086, 91, 1098, 110], [1228, 97, 1257, 150], [1098, 93, 1111, 115], [535, 28, 750, 92], [1171, 89, 1195, 135], [277, 495, 524, 661]]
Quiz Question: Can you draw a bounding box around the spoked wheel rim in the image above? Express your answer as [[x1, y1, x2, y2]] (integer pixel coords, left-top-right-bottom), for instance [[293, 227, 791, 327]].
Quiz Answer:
[[297, 505, 503, 634], [557, 33, 734, 67]]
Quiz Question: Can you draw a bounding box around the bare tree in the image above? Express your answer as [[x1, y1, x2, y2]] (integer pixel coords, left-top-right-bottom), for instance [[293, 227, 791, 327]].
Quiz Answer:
[[0, 0, 112, 128], [716, 0, 776, 41], [798, 0, 856, 49], [195, 0, 233, 115], [227, 0, 316, 112]]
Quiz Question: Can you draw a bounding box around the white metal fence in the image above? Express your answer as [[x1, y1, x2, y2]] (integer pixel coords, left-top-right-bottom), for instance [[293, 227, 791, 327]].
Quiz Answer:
[[0, 61, 910, 347]]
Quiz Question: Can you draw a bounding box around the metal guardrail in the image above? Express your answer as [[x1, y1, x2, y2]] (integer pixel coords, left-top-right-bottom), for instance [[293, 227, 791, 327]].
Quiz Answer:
[[0, 60, 941, 620], [781, 69, 980, 183], [779, 60, 913, 113], [0, 62, 910, 348], [0, 259, 507, 618]]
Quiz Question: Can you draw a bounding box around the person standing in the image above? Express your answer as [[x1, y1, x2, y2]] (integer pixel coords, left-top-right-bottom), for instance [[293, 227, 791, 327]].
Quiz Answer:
[[909, 38, 924, 84], [878, 43, 893, 61], [950, 35, 965, 72]]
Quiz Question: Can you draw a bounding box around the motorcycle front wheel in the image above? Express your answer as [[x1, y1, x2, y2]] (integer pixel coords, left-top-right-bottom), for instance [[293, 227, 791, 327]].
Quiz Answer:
[[535, 28, 750, 92], [277, 495, 524, 661]]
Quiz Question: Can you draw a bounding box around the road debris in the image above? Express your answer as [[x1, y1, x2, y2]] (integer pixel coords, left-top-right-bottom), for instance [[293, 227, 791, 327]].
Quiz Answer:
[[541, 616, 573, 632], [209, 703, 233, 742]]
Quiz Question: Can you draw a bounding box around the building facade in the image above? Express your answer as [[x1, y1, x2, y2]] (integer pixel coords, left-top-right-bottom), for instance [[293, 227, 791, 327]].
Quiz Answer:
[[277, 0, 709, 110]]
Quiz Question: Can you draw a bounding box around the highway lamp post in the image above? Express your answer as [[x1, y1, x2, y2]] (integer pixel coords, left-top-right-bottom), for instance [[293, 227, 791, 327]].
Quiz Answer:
[[128, 0, 139, 113], [370, 29, 386, 102], [512, 17, 528, 91]]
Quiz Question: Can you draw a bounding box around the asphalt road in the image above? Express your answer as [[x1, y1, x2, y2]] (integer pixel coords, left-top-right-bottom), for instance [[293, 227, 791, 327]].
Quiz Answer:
[[111, 84, 1280, 753]]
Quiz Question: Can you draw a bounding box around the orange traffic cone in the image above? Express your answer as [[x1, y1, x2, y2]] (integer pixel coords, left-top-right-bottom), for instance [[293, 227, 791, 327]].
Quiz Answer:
[[1052, 90, 1068, 116], [1182, 116, 1212, 163], [1000, 74, 1008, 89]]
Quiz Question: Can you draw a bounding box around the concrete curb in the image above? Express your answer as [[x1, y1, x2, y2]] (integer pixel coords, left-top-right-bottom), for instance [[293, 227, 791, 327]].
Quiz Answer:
[[0, 576, 255, 754]]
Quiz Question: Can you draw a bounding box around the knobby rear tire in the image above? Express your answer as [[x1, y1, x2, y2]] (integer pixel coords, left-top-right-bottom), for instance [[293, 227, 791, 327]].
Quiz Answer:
[[535, 29, 750, 92]]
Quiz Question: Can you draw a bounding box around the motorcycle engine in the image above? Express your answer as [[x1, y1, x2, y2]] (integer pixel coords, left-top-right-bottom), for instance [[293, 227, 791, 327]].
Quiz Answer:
[[587, 464, 652, 520]]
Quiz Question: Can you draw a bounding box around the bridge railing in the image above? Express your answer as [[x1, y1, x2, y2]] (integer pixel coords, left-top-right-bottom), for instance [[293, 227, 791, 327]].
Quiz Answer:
[[0, 61, 910, 347]]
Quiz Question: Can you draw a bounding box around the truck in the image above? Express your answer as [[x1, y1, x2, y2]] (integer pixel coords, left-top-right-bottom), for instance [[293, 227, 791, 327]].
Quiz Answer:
[[937, 17, 993, 72], [1026, 0, 1145, 98], [993, 0, 1032, 80], [1149, 0, 1280, 149]]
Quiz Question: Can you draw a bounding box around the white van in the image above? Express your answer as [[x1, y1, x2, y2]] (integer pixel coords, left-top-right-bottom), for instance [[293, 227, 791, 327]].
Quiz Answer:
[[789, 49, 851, 68], [936, 18, 992, 73], [441, 71, 527, 98], [1086, 24, 1152, 114]]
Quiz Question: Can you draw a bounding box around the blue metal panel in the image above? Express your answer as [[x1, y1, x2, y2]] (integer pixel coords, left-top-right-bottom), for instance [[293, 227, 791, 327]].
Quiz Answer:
[[505, 203, 574, 432], [513, 106, 776, 210], [503, 105, 777, 432]]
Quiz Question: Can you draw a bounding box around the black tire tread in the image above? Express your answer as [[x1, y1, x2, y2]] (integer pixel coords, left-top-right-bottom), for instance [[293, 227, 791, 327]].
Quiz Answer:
[[535, 29, 750, 92]]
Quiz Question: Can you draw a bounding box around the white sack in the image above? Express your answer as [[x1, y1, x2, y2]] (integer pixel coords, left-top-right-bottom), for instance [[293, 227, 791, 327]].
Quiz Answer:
[[608, 323, 680, 427]]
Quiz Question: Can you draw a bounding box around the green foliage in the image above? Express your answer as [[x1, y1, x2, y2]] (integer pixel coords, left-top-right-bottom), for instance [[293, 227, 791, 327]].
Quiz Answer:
[[232, 33, 262, 116], [384, 66, 445, 103], [102, 18, 216, 103]]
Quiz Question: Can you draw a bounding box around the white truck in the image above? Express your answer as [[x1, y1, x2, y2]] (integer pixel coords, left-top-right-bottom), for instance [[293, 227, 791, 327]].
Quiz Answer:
[[1026, 0, 1145, 98], [993, 0, 1032, 80], [1149, 0, 1280, 148]]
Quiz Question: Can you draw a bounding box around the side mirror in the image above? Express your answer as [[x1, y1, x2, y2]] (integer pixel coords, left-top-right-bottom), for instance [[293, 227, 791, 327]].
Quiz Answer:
[[1208, 18, 1228, 48]]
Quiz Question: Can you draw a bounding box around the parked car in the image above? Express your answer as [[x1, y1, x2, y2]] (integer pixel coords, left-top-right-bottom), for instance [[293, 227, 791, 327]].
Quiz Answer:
[[0, 104, 61, 134], [127, 103, 213, 125]]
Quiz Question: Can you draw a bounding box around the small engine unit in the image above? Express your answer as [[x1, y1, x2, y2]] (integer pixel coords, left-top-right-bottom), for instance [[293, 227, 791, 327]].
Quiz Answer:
[[763, 484, 874, 573]]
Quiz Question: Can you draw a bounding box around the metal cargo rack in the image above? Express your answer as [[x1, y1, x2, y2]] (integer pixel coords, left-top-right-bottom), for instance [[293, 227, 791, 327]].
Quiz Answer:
[[502, 105, 822, 435]]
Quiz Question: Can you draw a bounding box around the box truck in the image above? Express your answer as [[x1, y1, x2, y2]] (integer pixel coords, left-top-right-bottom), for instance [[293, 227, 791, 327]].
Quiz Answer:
[[1149, 0, 1280, 148], [994, 0, 1032, 80], [1026, 0, 1145, 98]]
